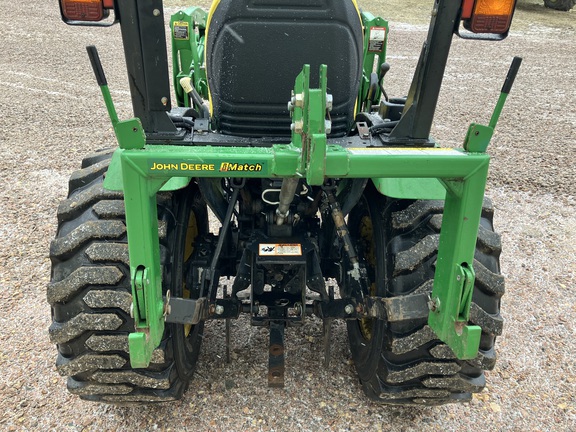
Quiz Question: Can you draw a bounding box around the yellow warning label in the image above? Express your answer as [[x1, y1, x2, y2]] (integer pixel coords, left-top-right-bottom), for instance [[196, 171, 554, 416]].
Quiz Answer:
[[173, 21, 190, 40]]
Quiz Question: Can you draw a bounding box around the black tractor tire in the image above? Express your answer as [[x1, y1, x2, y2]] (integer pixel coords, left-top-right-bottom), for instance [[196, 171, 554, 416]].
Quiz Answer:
[[345, 185, 504, 405], [48, 149, 208, 403], [544, 0, 575, 11]]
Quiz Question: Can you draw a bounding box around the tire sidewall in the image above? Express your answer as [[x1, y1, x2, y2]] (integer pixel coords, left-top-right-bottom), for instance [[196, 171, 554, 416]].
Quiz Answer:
[[345, 188, 389, 383], [166, 185, 209, 381]]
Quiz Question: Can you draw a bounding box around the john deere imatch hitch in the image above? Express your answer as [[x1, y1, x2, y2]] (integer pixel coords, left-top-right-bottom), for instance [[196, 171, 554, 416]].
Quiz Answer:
[[49, 0, 520, 405]]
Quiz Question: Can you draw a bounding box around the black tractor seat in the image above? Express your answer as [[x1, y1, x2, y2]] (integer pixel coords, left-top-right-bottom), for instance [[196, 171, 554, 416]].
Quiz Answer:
[[206, 0, 364, 138]]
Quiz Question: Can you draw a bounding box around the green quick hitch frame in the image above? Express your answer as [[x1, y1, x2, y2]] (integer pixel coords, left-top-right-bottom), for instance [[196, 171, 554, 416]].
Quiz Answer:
[[98, 63, 497, 367]]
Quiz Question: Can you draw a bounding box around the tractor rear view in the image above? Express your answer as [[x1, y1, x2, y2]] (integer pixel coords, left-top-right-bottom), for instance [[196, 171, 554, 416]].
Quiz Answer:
[[49, 0, 520, 405]]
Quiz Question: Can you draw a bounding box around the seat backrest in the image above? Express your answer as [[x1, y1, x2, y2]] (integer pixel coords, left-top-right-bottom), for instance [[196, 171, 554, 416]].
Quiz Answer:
[[206, 0, 364, 138]]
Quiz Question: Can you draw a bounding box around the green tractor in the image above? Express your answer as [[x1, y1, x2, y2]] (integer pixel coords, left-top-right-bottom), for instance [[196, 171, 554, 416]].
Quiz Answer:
[[544, 0, 575, 11], [50, 0, 520, 405]]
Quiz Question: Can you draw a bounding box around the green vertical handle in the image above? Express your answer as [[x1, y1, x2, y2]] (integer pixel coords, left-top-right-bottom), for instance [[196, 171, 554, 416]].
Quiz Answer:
[[86, 45, 119, 126], [489, 56, 522, 129]]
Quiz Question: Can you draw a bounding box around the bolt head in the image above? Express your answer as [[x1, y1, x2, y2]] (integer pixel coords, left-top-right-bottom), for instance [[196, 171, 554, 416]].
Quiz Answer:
[[291, 120, 303, 134], [428, 296, 441, 312], [294, 93, 304, 108], [215, 305, 225, 315], [326, 94, 333, 111], [344, 304, 354, 315]]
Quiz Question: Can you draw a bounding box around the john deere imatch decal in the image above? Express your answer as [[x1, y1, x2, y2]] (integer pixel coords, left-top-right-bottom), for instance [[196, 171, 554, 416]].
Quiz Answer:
[[149, 161, 216, 172], [219, 162, 263, 172]]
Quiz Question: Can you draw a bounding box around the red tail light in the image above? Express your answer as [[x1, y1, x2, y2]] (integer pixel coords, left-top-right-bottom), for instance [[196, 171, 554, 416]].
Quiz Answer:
[[463, 0, 517, 34], [60, 0, 108, 22]]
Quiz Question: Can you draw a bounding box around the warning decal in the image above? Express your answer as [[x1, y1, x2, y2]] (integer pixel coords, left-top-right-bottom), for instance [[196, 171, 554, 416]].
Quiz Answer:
[[259, 244, 302, 256], [173, 21, 190, 40], [368, 27, 386, 53]]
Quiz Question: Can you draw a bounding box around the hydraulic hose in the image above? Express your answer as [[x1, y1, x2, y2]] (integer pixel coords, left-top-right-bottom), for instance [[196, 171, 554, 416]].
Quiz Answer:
[[370, 120, 399, 135], [180, 77, 210, 119]]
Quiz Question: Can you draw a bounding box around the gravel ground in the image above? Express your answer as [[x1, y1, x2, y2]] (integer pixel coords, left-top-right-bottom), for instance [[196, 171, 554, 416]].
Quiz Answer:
[[0, 0, 575, 430]]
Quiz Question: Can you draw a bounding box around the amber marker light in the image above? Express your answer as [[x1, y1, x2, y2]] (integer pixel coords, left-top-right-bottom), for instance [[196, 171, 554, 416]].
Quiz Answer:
[[466, 0, 517, 34]]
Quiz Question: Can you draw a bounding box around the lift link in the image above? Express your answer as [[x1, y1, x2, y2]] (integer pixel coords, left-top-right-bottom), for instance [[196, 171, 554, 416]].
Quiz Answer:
[[205, 179, 244, 299], [323, 187, 370, 298], [314, 293, 431, 323]]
